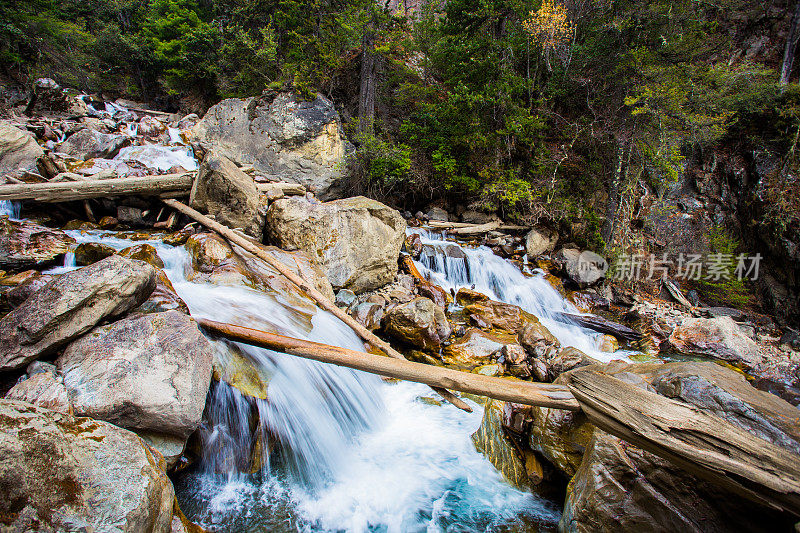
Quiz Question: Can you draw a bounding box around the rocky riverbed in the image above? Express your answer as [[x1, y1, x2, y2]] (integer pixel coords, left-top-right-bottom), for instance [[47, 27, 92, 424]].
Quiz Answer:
[[0, 81, 798, 532]]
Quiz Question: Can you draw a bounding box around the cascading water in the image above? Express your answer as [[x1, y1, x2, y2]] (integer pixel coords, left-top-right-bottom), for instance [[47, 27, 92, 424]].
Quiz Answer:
[[48, 228, 560, 532], [410, 228, 627, 362]]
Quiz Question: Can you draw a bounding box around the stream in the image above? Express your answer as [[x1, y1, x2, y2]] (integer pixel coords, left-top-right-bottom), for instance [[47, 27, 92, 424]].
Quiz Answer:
[[3, 100, 632, 531]]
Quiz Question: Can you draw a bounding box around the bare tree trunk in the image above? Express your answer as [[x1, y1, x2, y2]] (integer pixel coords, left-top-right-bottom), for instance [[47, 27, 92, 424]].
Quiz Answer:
[[602, 139, 626, 244], [780, 0, 800, 86], [358, 21, 380, 135]]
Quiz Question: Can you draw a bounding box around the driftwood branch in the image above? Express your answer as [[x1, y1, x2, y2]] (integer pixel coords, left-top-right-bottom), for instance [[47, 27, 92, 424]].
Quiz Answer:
[[556, 312, 641, 342], [427, 220, 529, 232], [565, 368, 800, 517], [199, 319, 581, 411], [0, 173, 194, 202], [163, 198, 472, 412]]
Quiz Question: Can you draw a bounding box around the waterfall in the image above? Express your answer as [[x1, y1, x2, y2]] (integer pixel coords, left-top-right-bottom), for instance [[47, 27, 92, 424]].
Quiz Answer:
[[51, 229, 560, 532], [410, 228, 625, 361], [0, 201, 21, 220]]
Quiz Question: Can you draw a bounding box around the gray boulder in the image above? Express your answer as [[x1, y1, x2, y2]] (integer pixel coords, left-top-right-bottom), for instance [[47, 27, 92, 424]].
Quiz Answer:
[[525, 227, 558, 257], [0, 400, 174, 532], [57, 310, 214, 439], [668, 316, 764, 368], [190, 150, 263, 239], [554, 248, 608, 286], [0, 255, 157, 371], [0, 121, 44, 174], [425, 206, 449, 222], [266, 196, 406, 292], [58, 127, 131, 159], [192, 92, 351, 200]]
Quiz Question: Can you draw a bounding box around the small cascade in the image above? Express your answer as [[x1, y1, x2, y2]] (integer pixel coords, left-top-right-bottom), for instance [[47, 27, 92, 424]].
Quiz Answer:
[[0, 200, 21, 220], [411, 228, 625, 360]]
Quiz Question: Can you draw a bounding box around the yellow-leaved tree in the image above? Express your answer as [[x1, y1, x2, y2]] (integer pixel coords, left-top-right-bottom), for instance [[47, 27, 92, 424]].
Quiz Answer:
[[523, 0, 575, 71]]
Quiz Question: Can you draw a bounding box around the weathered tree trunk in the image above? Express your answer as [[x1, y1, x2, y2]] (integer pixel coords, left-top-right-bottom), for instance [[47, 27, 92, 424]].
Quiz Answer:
[[565, 368, 800, 517], [0, 173, 194, 203], [781, 0, 800, 86], [358, 19, 380, 135], [199, 318, 581, 411], [163, 199, 472, 412]]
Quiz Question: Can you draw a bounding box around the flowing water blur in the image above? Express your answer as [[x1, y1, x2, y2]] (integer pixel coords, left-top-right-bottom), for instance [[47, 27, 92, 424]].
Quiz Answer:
[[45, 227, 561, 532], [410, 228, 626, 362]]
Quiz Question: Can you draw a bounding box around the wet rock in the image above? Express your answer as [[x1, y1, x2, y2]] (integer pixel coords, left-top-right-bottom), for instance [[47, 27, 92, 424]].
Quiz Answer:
[[335, 289, 357, 308], [57, 310, 214, 439], [472, 399, 542, 490], [780, 328, 800, 352], [192, 92, 351, 200], [98, 215, 119, 229], [212, 342, 270, 400], [668, 316, 764, 368], [63, 219, 100, 230], [0, 121, 44, 174], [139, 115, 167, 137], [190, 150, 263, 239], [426, 206, 449, 222], [177, 113, 200, 130], [525, 227, 558, 257], [58, 128, 131, 159], [441, 328, 516, 367], [139, 431, 187, 470], [162, 225, 197, 246], [518, 318, 561, 361], [0, 400, 174, 532], [5, 362, 72, 414], [350, 302, 384, 331], [417, 280, 451, 309], [383, 297, 451, 350], [529, 403, 593, 478], [463, 299, 536, 333], [3, 272, 54, 307], [404, 232, 423, 258], [119, 243, 165, 268], [0, 217, 75, 270], [595, 334, 619, 352], [548, 347, 593, 380], [0, 255, 156, 371], [266, 196, 406, 293], [137, 268, 189, 314], [74, 241, 115, 265], [455, 287, 489, 306], [498, 343, 530, 378]]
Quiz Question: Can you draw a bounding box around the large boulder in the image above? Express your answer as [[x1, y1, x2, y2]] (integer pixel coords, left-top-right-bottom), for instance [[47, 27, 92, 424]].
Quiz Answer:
[[560, 428, 794, 533], [668, 316, 764, 368], [0, 400, 174, 532], [24, 78, 88, 117], [525, 227, 558, 257], [58, 127, 131, 160], [265, 196, 406, 292], [57, 310, 214, 440], [0, 217, 75, 270], [383, 297, 451, 350], [190, 151, 263, 239], [0, 255, 156, 371], [192, 92, 351, 200], [554, 361, 800, 532], [0, 121, 44, 174], [5, 362, 72, 414]]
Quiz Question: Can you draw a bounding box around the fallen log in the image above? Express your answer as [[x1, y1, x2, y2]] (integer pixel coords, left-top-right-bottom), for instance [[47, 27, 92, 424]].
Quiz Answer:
[[428, 220, 529, 232], [256, 182, 306, 197], [199, 318, 581, 411], [556, 311, 641, 342], [0, 173, 194, 203], [565, 368, 800, 517], [448, 221, 501, 235], [163, 199, 472, 412]]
